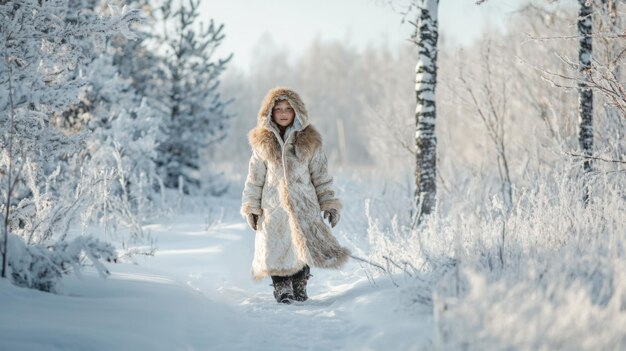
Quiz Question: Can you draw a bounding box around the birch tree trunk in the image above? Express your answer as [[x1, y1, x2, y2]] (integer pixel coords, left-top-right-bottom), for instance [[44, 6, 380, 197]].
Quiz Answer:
[[413, 0, 439, 222], [578, 0, 593, 205]]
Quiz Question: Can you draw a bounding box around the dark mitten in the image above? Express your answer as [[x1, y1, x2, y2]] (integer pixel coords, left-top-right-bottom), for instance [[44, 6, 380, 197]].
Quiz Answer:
[[246, 213, 258, 231], [323, 209, 340, 228]]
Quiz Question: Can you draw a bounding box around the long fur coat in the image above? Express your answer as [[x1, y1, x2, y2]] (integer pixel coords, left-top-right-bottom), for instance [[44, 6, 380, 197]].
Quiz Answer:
[[240, 87, 350, 280]]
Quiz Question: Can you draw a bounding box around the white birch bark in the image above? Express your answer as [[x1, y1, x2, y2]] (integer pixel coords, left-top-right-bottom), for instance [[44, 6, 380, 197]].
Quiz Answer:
[[578, 0, 593, 205], [413, 0, 439, 221]]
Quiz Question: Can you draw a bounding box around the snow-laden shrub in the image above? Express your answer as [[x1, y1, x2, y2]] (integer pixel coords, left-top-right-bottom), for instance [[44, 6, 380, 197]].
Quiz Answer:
[[5, 233, 116, 293], [434, 267, 626, 351], [428, 175, 626, 349], [349, 164, 625, 350]]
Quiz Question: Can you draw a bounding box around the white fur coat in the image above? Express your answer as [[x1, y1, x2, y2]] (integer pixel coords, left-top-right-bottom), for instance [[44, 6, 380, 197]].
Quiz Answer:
[[240, 87, 350, 280]]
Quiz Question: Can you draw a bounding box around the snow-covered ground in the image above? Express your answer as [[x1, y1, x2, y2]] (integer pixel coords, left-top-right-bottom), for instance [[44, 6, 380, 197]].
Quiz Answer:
[[3, 169, 623, 350], [0, 196, 430, 351]]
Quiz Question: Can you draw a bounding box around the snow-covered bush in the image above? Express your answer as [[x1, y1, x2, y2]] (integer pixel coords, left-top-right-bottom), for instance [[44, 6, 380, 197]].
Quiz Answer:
[[428, 171, 625, 349], [434, 266, 626, 350], [6, 233, 116, 293], [347, 162, 625, 349]]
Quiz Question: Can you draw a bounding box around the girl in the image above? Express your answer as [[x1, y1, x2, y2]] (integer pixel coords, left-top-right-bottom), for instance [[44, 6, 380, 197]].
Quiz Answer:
[[240, 87, 350, 303]]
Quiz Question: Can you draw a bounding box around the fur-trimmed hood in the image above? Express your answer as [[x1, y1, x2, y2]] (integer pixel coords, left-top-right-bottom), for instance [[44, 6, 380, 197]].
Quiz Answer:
[[248, 87, 321, 166], [256, 86, 309, 131]]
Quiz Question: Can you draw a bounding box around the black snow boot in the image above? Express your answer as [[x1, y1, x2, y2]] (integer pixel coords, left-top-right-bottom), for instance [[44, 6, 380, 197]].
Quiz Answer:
[[271, 275, 294, 304], [291, 265, 311, 302]]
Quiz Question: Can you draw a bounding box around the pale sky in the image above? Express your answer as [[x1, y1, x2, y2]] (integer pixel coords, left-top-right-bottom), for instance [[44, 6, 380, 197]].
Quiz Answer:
[[198, 0, 528, 71]]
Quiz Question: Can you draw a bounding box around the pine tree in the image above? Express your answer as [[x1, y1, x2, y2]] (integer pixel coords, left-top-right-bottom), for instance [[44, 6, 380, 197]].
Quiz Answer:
[[154, 0, 232, 193], [79, 52, 163, 237], [412, 0, 439, 223]]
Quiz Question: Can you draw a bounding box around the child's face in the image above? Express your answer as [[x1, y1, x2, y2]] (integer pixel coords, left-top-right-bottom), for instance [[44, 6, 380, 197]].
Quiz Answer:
[[271, 100, 295, 128]]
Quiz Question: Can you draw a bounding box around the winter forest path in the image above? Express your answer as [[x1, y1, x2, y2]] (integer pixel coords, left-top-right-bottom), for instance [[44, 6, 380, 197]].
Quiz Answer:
[[0, 201, 431, 350], [143, 213, 361, 349], [133, 210, 431, 350]]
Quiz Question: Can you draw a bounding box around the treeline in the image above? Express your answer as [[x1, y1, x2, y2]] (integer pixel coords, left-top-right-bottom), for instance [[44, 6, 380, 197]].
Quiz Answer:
[[219, 2, 624, 206]]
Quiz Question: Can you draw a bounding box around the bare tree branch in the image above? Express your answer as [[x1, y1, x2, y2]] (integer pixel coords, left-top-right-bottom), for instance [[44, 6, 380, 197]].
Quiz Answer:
[[565, 151, 626, 164]]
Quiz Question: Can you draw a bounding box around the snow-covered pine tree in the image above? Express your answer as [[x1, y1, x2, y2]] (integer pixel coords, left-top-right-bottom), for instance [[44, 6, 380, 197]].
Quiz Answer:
[[0, 0, 140, 290], [77, 52, 163, 239], [154, 0, 232, 193], [109, 0, 163, 101], [412, 0, 439, 223], [578, 0, 593, 205]]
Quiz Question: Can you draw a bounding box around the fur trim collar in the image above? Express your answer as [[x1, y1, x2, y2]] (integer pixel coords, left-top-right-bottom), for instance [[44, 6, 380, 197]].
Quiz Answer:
[[248, 124, 322, 164]]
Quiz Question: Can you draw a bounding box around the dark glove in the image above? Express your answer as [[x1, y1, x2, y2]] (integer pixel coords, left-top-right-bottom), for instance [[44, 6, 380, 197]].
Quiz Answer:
[[323, 209, 340, 228], [246, 213, 259, 231]]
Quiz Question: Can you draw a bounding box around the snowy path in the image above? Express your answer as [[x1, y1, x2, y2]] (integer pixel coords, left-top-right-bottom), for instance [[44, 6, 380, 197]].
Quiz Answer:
[[0, 207, 431, 350]]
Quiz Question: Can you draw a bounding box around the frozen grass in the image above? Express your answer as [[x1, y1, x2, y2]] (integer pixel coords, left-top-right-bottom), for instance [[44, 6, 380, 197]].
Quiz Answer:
[[341, 164, 626, 350]]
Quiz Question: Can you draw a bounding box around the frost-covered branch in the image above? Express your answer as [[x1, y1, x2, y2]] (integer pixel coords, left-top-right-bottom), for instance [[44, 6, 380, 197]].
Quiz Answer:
[[457, 41, 513, 210], [565, 151, 626, 165]]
